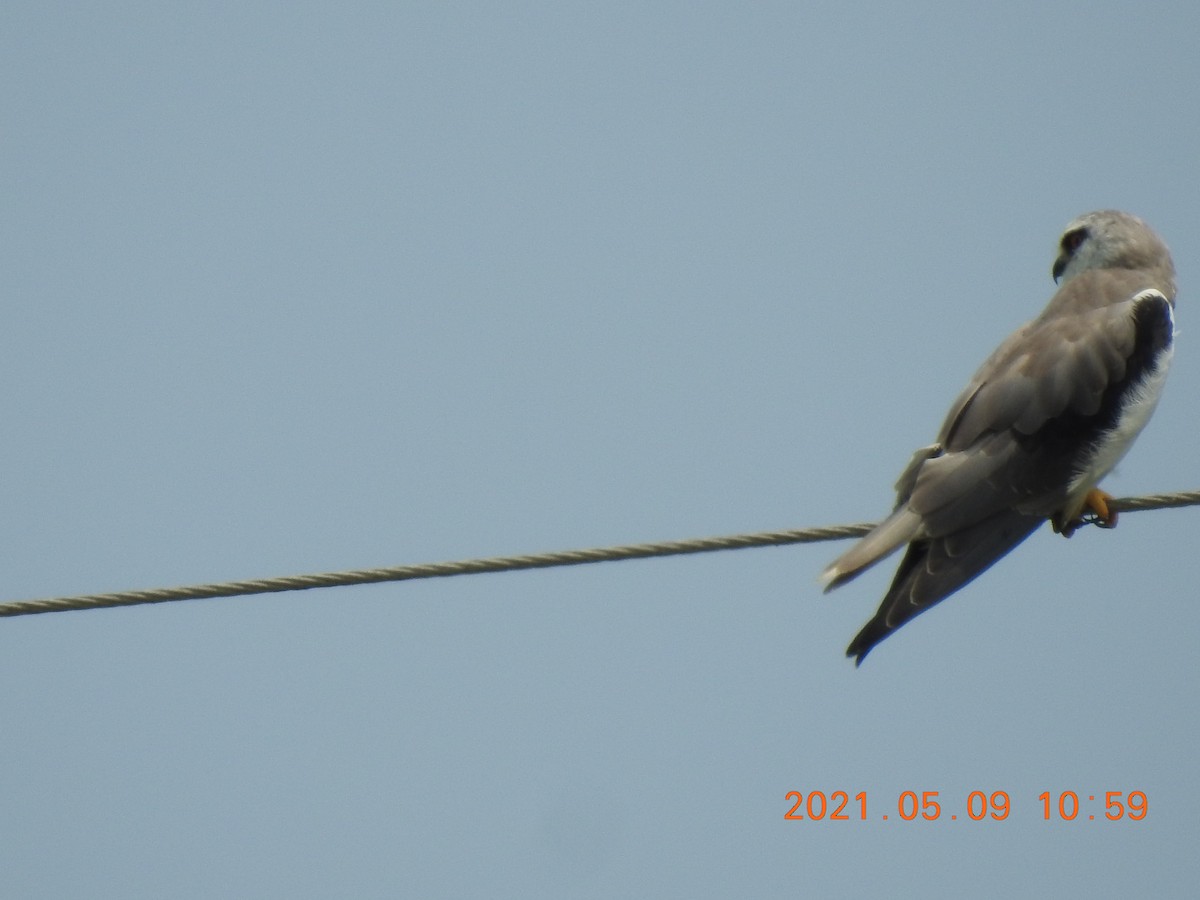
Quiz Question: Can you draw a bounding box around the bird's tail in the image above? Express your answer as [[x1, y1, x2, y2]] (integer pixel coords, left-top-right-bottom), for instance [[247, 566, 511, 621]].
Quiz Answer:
[[819, 506, 922, 592]]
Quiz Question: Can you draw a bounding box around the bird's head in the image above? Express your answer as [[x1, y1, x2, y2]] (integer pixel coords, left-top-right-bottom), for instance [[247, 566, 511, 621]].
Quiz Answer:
[[1052, 210, 1176, 299]]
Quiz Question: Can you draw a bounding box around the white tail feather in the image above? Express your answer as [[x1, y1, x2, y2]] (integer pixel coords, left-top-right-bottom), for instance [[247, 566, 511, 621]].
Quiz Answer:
[[820, 506, 922, 592]]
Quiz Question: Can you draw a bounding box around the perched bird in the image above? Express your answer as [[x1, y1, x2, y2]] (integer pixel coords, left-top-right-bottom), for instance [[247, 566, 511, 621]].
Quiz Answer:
[[822, 210, 1177, 665]]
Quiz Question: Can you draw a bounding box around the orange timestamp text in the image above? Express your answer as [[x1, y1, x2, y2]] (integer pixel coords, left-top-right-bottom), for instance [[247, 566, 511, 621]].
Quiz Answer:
[[783, 790, 1147, 822]]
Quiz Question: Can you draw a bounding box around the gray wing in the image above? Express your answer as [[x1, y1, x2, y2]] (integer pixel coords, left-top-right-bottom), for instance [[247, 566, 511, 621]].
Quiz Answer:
[[830, 273, 1171, 663], [910, 271, 1153, 534]]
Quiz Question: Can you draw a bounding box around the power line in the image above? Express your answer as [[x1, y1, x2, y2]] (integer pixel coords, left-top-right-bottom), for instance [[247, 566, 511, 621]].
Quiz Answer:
[[2, 489, 1198, 620]]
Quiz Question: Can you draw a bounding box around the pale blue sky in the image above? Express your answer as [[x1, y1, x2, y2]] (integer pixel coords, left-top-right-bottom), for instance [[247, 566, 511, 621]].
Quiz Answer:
[[3, 3, 1199, 896]]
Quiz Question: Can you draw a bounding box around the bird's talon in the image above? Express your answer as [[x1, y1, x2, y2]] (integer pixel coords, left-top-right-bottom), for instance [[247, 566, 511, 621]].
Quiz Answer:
[[1052, 489, 1118, 537], [1052, 514, 1079, 537], [1083, 488, 1118, 530]]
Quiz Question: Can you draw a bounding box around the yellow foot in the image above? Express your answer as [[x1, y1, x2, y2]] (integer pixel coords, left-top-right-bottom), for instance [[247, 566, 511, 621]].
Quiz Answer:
[[1053, 488, 1118, 538]]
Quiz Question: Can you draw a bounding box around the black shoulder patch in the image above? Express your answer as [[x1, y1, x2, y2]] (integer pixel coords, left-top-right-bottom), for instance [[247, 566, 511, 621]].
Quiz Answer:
[[1119, 290, 1175, 402], [1129, 290, 1174, 378], [1009, 289, 1173, 489]]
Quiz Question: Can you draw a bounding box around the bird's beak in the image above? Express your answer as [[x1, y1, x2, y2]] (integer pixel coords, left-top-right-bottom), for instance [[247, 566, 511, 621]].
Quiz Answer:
[[1052, 255, 1066, 282]]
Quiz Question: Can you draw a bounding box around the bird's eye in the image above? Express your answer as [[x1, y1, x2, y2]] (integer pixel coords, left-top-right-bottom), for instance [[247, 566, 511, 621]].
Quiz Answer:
[[1061, 227, 1087, 255]]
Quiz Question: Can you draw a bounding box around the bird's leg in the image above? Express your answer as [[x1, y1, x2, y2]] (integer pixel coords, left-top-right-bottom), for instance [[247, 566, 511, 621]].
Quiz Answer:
[[1053, 488, 1118, 538]]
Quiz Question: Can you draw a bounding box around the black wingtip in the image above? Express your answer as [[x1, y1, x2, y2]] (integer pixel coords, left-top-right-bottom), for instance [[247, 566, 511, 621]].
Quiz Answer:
[[845, 628, 879, 667]]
